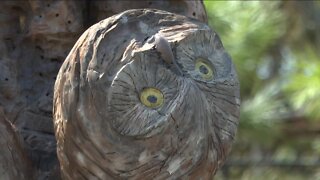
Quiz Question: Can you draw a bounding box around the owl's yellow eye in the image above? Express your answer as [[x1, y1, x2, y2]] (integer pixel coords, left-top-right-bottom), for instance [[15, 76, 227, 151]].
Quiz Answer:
[[140, 87, 164, 108], [195, 59, 214, 80]]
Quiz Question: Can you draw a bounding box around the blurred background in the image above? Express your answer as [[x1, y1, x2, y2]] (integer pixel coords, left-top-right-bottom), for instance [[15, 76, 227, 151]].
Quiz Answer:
[[204, 1, 320, 179]]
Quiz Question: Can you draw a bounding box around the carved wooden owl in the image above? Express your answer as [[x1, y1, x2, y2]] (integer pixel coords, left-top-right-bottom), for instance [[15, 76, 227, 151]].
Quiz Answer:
[[53, 9, 240, 179]]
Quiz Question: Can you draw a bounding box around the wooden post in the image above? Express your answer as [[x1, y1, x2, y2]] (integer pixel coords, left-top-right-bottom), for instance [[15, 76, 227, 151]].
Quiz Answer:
[[0, 1, 240, 179]]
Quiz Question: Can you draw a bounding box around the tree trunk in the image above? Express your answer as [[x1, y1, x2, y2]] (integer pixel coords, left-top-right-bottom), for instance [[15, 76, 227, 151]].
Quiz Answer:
[[0, 108, 32, 180]]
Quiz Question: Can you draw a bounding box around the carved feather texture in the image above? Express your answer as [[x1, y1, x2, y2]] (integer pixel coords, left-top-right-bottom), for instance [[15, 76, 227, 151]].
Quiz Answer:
[[54, 9, 240, 179]]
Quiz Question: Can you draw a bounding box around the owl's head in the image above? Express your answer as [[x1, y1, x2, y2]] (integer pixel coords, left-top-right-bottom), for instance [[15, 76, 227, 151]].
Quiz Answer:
[[54, 9, 240, 179]]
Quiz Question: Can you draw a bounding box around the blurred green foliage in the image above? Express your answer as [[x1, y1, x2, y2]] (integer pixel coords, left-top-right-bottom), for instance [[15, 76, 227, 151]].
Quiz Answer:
[[204, 1, 320, 179], [206, 1, 285, 97]]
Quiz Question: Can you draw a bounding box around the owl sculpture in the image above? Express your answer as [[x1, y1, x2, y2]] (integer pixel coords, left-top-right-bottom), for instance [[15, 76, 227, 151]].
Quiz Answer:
[[54, 9, 240, 179]]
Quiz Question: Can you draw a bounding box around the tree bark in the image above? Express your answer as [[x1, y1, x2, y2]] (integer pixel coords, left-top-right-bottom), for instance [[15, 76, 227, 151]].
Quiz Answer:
[[0, 108, 32, 180]]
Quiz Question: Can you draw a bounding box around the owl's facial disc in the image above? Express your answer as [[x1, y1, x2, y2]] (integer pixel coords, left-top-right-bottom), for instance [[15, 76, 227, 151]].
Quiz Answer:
[[107, 51, 180, 137], [140, 87, 164, 108]]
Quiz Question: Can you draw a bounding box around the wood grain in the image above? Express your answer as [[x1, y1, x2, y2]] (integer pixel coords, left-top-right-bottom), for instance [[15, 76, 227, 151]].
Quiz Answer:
[[0, 109, 32, 180], [54, 9, 240, 179]]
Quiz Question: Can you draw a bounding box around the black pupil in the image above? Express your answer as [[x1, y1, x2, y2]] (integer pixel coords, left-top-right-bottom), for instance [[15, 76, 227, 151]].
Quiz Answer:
[[199, 65, 209, 74], [147, 95, 158, 103]]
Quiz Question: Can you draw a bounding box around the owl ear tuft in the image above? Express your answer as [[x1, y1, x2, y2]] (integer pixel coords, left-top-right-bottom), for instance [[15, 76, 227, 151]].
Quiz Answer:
[[154, 34, 173, 65], [154, 34, 183, 75]]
